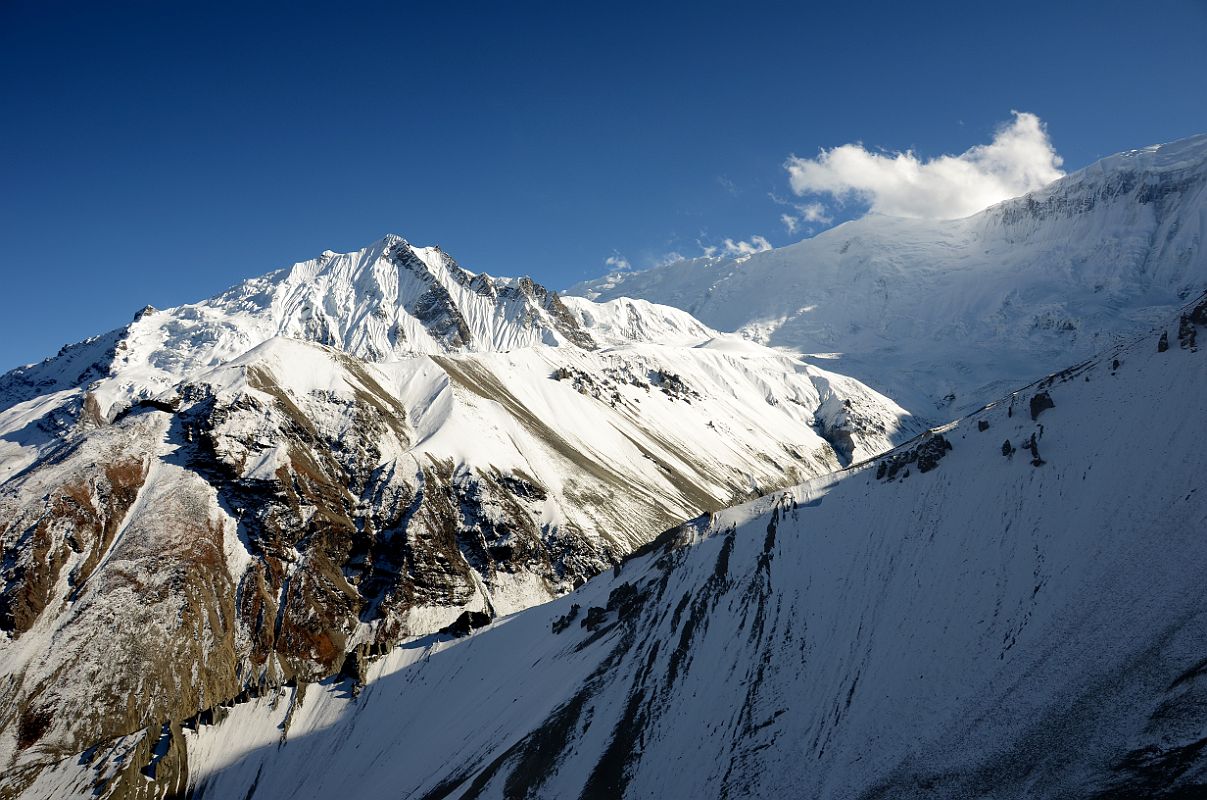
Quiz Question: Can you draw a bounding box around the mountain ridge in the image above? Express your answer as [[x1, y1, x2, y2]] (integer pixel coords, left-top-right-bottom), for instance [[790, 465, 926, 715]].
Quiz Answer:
[[571, 133, 1207, 414]]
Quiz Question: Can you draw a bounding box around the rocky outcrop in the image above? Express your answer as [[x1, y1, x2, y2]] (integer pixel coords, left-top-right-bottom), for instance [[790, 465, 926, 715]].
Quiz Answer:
[[1178, 294, 1207, 350], [874, 432, 953, 481], [1030, 391, 1055, 420]]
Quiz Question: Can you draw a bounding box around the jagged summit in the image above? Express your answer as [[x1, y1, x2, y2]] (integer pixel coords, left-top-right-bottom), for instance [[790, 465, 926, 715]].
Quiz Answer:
[[208, 232, 596, 357], [572, 133, 1207, 414]]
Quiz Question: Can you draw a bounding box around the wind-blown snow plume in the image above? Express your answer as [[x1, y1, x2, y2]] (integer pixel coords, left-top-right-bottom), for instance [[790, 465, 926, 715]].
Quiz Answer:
[[785, 111, 1065, 219]]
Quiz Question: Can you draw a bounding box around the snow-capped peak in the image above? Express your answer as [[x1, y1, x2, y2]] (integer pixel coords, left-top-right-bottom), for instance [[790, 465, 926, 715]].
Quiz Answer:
[[0, 235, 731, 430]]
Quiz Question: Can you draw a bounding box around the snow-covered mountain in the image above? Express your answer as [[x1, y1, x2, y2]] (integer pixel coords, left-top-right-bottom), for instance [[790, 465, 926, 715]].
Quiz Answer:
[[74, 290, 1205, 800], [0, 237, 917, 797], [572, 133, 1207, 414], [0, 235, 705, 451], [7, 131, 1206, 799]]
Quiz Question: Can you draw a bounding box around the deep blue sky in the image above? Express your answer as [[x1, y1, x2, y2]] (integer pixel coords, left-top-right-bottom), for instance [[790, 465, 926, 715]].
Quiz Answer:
[[2, 1, 1206, 371]]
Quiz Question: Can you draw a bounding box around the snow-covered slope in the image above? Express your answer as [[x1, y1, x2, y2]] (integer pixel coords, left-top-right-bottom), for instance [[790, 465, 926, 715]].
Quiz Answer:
[[88, 290, 1205, 800], [0, 237, 918, 797], [572, 133, 1207, 414]]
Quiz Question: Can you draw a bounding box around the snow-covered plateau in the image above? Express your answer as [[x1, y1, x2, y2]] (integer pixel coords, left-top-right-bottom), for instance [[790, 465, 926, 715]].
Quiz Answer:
[[572, 133, 1207, 415]]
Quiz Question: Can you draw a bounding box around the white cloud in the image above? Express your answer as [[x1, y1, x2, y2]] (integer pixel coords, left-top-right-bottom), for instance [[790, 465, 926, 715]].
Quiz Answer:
[[797, 201, 831, 224], [784, 111, 1064, 220], [604, 252, 631, 271], [771, 192, 833, 235], [721, 235, 772, 258]]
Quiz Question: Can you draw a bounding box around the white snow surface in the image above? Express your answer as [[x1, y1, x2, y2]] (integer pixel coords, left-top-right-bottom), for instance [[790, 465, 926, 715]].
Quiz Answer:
[[124, 296, 1207, 800], [571, 133, 1207, 414]]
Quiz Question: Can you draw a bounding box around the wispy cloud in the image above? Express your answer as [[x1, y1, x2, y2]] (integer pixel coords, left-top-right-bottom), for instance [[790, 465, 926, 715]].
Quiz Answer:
[[721, 235, 772, 258], [771, 192, 832, 236], [604, 252, 631, 271], [797, 201, 831, 224], [784, 111, 1064, 220]]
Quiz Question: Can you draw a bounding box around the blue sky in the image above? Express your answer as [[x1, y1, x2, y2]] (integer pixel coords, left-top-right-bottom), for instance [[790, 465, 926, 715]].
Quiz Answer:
[[2, 0, 1206, 370]]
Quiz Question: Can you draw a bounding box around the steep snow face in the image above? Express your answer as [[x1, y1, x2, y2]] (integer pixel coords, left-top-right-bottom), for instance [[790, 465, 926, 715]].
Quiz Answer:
[[0, 324, 917, 796], [558, 295, 717, 347], [572, 134, 1207, 414], [108, 292, 1207, 800]]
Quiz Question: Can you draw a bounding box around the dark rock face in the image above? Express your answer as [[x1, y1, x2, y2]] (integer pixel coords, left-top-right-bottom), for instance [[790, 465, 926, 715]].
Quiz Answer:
[[1030, 392, 1055, 421], [1158, 331, 1170, 352], [578, 581, 652, 634], [391, 241, 596, 353], [1178, 294, 1207, 351], [0, 458, 148, 635], [915, 435, 953, 473], [500, 276, 598, 350], [1025, 432, 1045, 467], [171, 373, 607, 688], [581, 605, 609, 631], [647, 370, 699, 402], [387, 242, 471, 350], [440, 610, 493, 638], [412, 284, 474, 349], [978, 419, 990, 432], [875, 433, 953, 481], [1179, 315, 1198, 350], [551, 603, 581, 634]]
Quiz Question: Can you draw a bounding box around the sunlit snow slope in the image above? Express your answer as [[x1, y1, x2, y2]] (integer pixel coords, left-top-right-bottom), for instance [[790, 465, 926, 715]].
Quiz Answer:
[[130, 294, 1207, 800], [573, 134, 1207, 414]]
